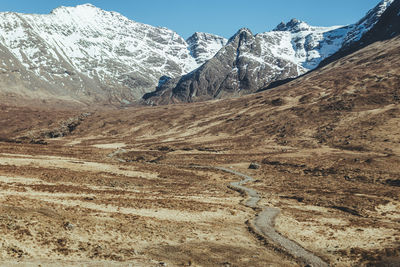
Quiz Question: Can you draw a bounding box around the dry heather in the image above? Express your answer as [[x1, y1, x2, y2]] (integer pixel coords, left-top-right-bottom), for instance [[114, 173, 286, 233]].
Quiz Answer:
[[0, 37, 399, 266]]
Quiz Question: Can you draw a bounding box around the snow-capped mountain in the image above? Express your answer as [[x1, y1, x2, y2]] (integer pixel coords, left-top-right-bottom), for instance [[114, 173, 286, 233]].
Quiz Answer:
[[143, 28, 302, 104], [269, 19, 350, 71], [260, 0, 396, 72], [187, 32, 227, 65], [0, 1, 397, 106], [144, 0, 396, 104], [0, 4, 217, 104]]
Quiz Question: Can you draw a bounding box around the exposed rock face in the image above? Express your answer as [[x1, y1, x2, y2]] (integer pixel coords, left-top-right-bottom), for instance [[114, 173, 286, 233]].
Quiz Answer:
[[144, 0, 396, 105], [143, 28, 301, 104], [187, 32, 227, 65], [0, 4, 206, 105], [142, 19, 352, 105]]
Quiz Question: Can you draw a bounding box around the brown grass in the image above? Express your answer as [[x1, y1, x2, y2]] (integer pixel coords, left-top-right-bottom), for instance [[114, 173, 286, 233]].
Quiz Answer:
[[0, 36, 399, 266]]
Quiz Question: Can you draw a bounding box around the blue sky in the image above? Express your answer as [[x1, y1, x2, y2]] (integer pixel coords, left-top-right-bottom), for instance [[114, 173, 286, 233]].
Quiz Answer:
[[0, 0, 383, 38]]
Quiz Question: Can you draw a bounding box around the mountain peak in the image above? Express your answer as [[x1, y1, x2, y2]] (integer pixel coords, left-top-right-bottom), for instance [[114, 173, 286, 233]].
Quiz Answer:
[[227, 28, 254, 44], [288, 18, 301, 25], [231, 28, 253, 38], [50, 3, 102, 16], [188, 32, 218, 40], [0, 2, 203, 104], [237, 27, 253, 34], [187, 32, 227, 65], [273, 18, 311, 32], [77, 3, 97, 8], [187, 32, 227, 42]]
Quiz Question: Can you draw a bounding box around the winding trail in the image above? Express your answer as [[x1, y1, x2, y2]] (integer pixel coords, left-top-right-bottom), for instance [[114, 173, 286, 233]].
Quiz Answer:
[[217, 167, 329, 267], [107, 149, 328, 266]]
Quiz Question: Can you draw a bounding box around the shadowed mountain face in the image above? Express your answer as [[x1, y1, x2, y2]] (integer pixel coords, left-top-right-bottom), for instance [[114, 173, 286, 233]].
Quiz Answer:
[[144, 0, 397, 105], [143, 28, 302, 105], [320, 0, 400, 67]]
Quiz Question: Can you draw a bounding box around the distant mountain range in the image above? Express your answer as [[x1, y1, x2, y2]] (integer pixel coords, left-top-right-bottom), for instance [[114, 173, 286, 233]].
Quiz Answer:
[[0, 0, 398, 106]]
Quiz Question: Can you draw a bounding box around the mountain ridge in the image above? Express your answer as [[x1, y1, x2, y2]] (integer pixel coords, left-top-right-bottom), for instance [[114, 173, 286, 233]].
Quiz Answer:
[[144, 0, 396, 105], [0, 1, 396, 107], [0, 4, 223, 106], [319, 0, 400, 68]]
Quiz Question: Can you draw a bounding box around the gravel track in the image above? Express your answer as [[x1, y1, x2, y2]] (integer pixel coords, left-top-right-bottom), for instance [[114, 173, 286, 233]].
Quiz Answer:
[[107, 151, 328, 266], [218, 167, 328, 267]]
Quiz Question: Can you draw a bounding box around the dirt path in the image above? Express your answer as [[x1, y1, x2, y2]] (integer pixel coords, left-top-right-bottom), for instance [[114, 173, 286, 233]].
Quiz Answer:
[[216, 167, 260, 209], [218, 167, 329, 267], [107, 150, 328, 266]]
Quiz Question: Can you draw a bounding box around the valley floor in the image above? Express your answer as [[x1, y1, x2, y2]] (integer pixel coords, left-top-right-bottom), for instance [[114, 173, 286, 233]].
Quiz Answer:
[[0, 136, 398, 266]]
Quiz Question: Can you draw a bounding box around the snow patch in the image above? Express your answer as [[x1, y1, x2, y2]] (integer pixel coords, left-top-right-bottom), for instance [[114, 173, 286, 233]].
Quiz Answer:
[[260, 23, 348, 71], [187, 32, 227, 65]]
